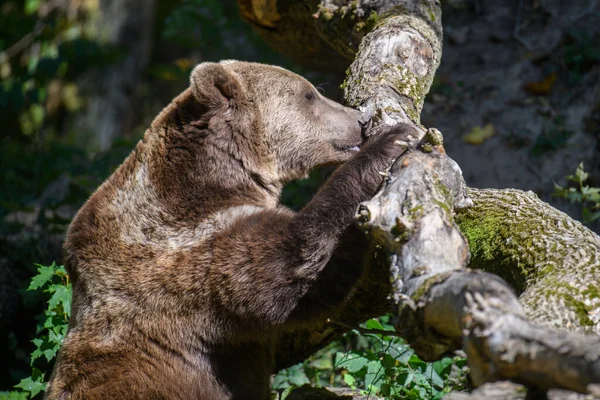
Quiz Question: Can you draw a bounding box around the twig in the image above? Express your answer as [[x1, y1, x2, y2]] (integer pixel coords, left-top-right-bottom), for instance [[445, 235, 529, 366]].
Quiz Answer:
[[1, 24, 44, 62], [0, 0, 64, 62]]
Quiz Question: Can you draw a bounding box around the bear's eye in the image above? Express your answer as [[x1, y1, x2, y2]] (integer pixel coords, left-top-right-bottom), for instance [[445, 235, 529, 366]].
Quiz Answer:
[[304, 92, 316, 102]]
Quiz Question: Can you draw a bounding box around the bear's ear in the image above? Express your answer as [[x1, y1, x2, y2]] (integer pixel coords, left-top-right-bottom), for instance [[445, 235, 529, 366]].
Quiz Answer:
[[190, 62, 245, 108]]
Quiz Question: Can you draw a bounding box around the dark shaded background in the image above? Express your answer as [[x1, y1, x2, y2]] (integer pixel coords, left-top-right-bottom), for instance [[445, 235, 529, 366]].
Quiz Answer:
[[1, 0, 598, 391]]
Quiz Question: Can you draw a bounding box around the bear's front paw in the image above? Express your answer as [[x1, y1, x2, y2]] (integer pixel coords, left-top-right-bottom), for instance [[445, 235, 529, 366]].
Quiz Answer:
[[364, 123, 418, 155]]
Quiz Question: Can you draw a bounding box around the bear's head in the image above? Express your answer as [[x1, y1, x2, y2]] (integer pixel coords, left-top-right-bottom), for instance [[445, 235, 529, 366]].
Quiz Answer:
[[190, 60, 365, 183]]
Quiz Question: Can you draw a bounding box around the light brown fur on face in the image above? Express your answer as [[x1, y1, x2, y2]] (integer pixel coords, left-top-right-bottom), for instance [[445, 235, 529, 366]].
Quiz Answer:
[[45, 61, 415, 400]]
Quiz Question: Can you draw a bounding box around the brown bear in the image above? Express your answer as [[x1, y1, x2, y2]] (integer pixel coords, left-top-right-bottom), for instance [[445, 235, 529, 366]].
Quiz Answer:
[[45, 60, 411, 400]]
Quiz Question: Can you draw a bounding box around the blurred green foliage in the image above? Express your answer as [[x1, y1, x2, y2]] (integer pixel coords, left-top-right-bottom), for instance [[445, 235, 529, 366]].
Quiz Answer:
[[0, 0, 118, 140]]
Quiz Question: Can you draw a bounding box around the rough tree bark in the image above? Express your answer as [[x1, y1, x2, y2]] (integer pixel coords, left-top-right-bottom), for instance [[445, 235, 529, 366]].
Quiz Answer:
[[239, 0, 600, 398]]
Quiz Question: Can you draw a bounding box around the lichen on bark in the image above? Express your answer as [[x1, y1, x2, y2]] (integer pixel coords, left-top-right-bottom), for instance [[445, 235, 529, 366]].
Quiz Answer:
[[457, 188, 600, 334], [343, 11, 442, 126]]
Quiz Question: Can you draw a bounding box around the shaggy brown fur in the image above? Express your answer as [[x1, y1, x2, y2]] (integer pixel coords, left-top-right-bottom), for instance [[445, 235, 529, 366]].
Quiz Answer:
[[45, 61, 413, 400]]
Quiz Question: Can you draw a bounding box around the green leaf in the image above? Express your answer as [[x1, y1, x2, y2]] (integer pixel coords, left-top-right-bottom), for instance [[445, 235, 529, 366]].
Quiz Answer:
[[286, 365, 309, 387], [14, 375, 45, 397], [582, 186, 600, 203], [383, 353, 396, 369], [308, 356, 332, 370], [364, 360, 384, 390], [48, 329, 64, 345], [336, 352, 368, 373], [567, 189, 583, 204], [30, 347, 43, 364], [365, 318, 384, 331], [425, 363, 444, 388], [24, 0, 41, 15], [343, 373, 356, 387], [271, 373, 291, 390], [433, 357, 453, 377], [575, 163, 588, 183], [272, 364, 309, 390], [408, 354, 427, 371], [397, 372, 414, 386], [0, 391, 29, 400], [582, 207, 600, 224], [379, 383, 391, 396], [28, 264, 56, 291], [43, 347, 59, 363], [388, 343, 413, 364], [47, 283, 72, 316]]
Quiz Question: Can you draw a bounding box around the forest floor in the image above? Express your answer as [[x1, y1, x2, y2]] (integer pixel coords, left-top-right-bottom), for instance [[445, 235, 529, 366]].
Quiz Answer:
[[420, 0, 600, 232]]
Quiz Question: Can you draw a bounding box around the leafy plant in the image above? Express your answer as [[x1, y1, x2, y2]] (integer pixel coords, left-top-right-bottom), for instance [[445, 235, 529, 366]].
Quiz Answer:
[[553, 163, 600, 224], [0, 262, 71, 399], [273, 316, 470, 399]]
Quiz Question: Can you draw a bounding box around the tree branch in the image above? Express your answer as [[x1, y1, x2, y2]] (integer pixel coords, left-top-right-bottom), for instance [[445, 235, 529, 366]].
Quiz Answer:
[[239, 0, 600, 396]]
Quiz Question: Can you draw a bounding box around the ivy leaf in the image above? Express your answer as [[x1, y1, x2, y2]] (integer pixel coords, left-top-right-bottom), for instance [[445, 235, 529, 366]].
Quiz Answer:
[[43, 347, 59, 363], [48, 283, 72, 316], [14, 375, 45, 397], [48, 329, 64, 345], [0, 391, 29, 399], [28, 263, 56, 291], [30, 347, 43, 365]]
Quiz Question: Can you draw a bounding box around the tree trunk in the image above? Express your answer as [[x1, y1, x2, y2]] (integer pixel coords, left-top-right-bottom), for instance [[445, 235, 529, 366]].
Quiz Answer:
[[239, 0, 600, 397], [70, 0, 156, 151]]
